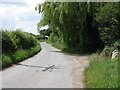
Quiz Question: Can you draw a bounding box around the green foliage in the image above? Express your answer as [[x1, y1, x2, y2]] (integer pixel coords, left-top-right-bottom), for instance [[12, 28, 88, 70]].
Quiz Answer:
[[2, 31, 16, 53], [39, 39, 46, 42], [48, 32, 58, 43], [12, 30, 37, 49], [36, 2, 120, 53], [1, 30, 41, 69], [47, 39, 65, 50], [96, 2, 120, 46], [85, 54, 119, 88], [113, 41, 120, 50], [39, 28, 52, 40], [1, 44, 41, 69], [2, 30, 37, 53], [40, 29, 52, 36], [37, 2, 103, 53], [2, 54, 13, 68]]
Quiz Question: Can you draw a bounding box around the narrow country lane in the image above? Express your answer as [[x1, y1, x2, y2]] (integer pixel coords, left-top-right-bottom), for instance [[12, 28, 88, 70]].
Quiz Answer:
[[2, 42, 89, 88]]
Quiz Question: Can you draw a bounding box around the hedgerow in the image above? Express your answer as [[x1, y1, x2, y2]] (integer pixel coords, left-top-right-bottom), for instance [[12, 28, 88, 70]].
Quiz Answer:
[[1, 30, 41, 69], [2, 30, 37, 52]]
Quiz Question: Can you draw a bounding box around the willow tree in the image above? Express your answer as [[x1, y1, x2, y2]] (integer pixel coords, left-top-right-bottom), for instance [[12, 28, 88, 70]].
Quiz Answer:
[[36, 2, 103, 53]]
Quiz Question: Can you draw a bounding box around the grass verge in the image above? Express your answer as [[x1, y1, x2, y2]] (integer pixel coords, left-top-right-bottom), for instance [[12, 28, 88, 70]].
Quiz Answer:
[[39, 39, 47, 42], [46, 41, 65, 50], [46, 41, 86, 54], [84, 53, 119, 88], [1, 43, 41, 69]]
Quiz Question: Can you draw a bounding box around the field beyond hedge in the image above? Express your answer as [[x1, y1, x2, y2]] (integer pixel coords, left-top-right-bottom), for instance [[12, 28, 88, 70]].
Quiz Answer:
[[0, 30, 41, 69]]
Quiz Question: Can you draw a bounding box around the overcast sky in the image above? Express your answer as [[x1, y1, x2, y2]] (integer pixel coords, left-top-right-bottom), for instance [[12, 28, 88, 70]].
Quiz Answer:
[[0, 0, 47, 35]]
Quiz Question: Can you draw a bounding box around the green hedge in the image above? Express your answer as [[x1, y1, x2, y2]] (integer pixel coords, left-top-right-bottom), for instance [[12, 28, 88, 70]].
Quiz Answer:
[[2, 31, 16, 52], [2, 30, 37, 53], [12, 30, 37, 49], [1, 30, 41, 69]]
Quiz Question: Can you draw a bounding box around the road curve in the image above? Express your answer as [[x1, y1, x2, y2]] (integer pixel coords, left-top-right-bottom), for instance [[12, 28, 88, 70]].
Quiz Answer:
[[2, 42, 89, 88]]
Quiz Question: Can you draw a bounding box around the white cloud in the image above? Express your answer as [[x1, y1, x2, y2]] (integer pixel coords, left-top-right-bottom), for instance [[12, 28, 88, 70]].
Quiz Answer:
[[23, 0, 45, 6], [16, 21, 39, 34], [0, 4, 17, 30], [0, 0, 44, 34]]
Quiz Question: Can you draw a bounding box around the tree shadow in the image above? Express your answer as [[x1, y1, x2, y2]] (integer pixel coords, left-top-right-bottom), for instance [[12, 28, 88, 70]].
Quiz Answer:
[[50, 50, 89, 58], [16, 64, 59, 72], [50, 51, 63, 53], [16, 63, 46, 68]]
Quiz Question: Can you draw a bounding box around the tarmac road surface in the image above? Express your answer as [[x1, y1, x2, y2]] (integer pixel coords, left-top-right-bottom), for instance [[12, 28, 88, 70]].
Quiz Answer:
[[2, 42, 89, 88]]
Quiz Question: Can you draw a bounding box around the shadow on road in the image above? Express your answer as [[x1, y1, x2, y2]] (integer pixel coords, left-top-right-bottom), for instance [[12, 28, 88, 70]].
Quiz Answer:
[[16, 64, 59, 72], [50, 50, 89, 57], [16, 64, 45, 68], [50, 51, 63, 53]]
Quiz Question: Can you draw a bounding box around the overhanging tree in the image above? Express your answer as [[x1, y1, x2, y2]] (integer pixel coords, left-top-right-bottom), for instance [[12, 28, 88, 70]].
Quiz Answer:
[[36, 2, 104, 53]]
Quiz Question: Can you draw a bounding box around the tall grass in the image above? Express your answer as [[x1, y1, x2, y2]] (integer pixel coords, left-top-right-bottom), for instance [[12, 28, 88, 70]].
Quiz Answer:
[[85, 54, 119, 88]]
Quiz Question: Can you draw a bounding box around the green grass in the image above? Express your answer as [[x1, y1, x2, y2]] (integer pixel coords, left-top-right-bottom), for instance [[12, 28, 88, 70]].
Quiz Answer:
[[1, 44, 41, 69], [39, 39, 47, 42], [46, 41, 86, 54], [85, 53, 119, 88], [46, 41, 65, 50]]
